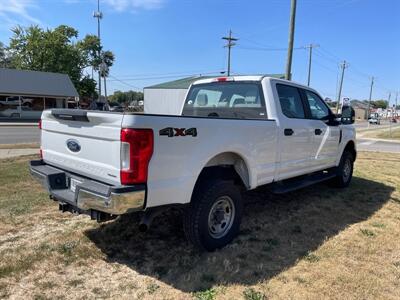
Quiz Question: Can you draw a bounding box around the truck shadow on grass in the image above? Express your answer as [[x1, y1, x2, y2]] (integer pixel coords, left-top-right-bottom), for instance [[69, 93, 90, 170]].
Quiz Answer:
[[85, 177, 394, 293]]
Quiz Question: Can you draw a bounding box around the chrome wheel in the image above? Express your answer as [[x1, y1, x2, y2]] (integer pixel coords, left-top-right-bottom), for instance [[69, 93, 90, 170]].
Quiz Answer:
[[342, 158, 352, 182], [208, 196, 235, 239]]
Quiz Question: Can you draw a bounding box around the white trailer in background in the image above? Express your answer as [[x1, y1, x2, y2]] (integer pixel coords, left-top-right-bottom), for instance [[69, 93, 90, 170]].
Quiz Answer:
[[144, 76, 211, 115], [144, 74, 286, 115]]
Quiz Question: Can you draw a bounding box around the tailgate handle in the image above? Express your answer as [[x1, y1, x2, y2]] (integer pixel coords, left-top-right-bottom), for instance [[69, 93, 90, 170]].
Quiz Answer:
[[51, 109, 89, 122]]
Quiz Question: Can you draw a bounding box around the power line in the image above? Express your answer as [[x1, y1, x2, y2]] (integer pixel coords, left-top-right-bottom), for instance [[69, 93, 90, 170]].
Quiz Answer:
[[238, 36, 284, 49], [222, 30, 238, 76], [312, 58, 339, 75], [236, 46, 303, 51], [108, 71, 224, 82], [313, 49, 339, 65], [114, 69, 224, 78], [108, 74, 143, 90], [318, 46, 342, 62]]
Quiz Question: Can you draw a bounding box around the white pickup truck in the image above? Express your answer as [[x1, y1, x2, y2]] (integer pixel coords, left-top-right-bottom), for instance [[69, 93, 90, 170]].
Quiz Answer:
[[30, 76, 356, 251]]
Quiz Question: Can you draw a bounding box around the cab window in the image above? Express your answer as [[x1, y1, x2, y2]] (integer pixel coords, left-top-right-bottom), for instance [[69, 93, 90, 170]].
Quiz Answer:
[[304, 90, 331, 120], [276, 84, 305, 119], [182, 82, 267, 119]]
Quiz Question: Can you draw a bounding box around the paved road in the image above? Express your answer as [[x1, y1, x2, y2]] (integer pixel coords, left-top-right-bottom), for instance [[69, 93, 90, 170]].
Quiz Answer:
[[0, 126, 40, 144], [357, 138, 400, 153]]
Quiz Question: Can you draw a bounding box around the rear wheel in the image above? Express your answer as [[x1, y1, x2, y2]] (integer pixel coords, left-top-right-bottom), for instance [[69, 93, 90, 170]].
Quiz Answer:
[[183, 179, 243, 251], [331, 150, 354, 188]]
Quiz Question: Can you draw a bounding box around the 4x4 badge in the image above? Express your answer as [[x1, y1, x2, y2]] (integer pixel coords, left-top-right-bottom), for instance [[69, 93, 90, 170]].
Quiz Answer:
[[159, 127, 197, 137]]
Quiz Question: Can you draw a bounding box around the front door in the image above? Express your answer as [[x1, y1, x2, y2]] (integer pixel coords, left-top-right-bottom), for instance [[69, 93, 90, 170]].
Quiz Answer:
[[275, 84, 314, 180], [302, 89, 341, 170]]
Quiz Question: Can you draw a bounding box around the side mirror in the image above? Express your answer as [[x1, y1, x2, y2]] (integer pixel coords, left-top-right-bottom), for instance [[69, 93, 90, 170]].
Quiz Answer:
[[341, 105, 355, 124]]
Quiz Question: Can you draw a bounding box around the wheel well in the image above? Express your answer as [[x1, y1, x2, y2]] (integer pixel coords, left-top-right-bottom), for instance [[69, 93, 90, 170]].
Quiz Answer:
[[192, 152, 249, 197], [204, 152, 249, 187], [344, 141, 356, 161]]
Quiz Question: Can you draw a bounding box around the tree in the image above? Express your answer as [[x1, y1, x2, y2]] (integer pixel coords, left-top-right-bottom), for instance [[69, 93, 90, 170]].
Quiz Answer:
[[0, 41, 13, 68], [371, 100, 388, 109], [7, 25, 114, 98], [109, 90, 143, 104]]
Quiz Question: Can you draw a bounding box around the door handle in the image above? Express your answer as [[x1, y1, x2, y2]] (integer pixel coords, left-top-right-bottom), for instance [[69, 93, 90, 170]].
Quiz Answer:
[[315, 129, 323, 135], [284, 128, 294, 136]]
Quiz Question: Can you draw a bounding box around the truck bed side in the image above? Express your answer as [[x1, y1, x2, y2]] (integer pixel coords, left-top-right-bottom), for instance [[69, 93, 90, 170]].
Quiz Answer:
[[122, 114, 278, 208]]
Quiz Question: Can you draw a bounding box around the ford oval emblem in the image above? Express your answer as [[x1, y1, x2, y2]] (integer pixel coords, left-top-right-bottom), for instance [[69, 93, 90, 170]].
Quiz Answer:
[[66, 139, 81, 153]]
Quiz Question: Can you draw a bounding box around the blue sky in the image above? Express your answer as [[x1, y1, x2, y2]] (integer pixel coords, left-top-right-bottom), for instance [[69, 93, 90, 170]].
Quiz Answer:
[[0, 0, 399, 103]]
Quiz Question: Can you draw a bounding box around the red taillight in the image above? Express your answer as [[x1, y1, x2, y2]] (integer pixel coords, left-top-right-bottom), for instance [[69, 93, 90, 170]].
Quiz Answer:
[[38, 120, 42, 129], [120, 128, 153, 185], [217, 77, 228, 82]]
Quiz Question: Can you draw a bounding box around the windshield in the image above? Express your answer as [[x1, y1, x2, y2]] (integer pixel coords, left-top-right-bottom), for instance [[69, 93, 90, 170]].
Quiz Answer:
[[182, 81, 267, 119]]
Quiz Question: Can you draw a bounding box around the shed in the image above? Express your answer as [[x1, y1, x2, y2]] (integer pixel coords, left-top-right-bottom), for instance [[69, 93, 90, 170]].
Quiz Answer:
[[144, 76, 213, 115], [0, 68, 78, 119], [350, 100, 369, 120], [144, 74, 285, 115]]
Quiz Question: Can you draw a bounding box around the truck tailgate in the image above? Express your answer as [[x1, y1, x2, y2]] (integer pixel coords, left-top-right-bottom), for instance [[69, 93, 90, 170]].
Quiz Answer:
[[41, 109, 123, 185]]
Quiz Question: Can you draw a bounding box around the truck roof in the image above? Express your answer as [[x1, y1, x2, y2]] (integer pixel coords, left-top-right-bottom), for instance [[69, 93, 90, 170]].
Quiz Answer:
[[191, 75, 304, 86], [191, 75, 323, 98], [192, 75, 266, 85]]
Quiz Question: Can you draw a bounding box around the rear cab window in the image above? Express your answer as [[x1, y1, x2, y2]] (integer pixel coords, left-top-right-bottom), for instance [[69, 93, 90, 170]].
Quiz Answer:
[[276, 84, 305, 119], [182, 81, 267, 119]]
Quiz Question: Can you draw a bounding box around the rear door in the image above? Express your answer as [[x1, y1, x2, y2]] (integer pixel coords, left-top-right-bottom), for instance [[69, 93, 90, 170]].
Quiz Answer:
[[301, 89, 341, 170], [41, 109, 123, 185], [275, 83, 315, 180]]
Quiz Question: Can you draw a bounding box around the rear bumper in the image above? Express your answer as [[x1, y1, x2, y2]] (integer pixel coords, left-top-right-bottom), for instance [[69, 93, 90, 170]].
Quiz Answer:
[[30, 160, 146, 215]]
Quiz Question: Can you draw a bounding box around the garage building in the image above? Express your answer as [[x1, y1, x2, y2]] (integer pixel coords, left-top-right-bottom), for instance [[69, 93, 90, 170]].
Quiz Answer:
[[0, 68, 79, 120]]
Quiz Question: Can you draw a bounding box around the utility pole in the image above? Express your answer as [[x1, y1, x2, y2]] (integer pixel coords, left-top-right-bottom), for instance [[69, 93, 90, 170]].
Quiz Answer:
[[395, 91, 398, 118], [285, 0, 297, 80], [100, 61, 109, 106], [388, 92, 392, 137], [305, 44, 319, 86], [93, 0, 103, 102], [336, 60, 348, 113], [222, 30, 238, 76], [366, 76, 374, 117]]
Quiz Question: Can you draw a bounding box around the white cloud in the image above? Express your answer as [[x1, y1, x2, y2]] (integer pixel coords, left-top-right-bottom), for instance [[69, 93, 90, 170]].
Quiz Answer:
[[0, 0, 41, 29], [103, 0, 165, 12]]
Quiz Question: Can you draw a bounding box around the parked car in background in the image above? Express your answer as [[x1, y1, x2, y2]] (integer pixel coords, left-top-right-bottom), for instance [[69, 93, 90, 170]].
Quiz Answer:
[[368, 113, 381, 125], [109, 102, 125, 112], [30, 76, 356, 251], [0, 96, 34, 107]]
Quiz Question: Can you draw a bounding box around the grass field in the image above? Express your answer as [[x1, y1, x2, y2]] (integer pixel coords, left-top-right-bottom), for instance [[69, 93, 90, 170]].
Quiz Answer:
[[360, 125, 400, 140], [1, 153, 400, 299], [376, 127, 400, 140], [0, 143, 39, 149]]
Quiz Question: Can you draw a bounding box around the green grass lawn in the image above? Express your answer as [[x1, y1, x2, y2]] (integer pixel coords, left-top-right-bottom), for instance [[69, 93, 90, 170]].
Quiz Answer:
[[1, 153, 400, 299], [376, 127, 400, 139]]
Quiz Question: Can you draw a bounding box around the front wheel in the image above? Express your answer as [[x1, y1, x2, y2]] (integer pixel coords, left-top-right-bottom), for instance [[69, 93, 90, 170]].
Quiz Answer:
[[183, 179, 243, 251], [331, 150, 354, 188]]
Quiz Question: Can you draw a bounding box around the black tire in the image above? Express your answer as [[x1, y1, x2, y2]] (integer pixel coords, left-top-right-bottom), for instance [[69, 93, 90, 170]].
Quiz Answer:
[[183, 179, 243, 251], [331, 150, 354, 188]]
